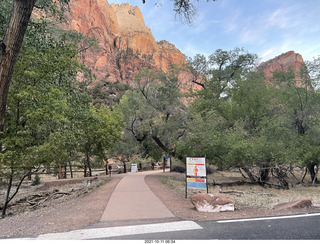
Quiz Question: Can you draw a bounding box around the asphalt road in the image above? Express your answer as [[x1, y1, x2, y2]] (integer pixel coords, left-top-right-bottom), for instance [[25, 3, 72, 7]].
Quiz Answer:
[[99, 213, 320, 240], [31, 212, 320, 240]]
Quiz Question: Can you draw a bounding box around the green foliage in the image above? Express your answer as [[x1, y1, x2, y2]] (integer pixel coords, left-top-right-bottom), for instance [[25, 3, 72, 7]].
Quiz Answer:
[[90, 80, 131, 108], [34, 0, 70, 22], [180, 48, 320, 185], [31, 174, 41, 186], [0, 12, 123, 216], [112, 68, 187, 161], [0, 0, 12, 37]]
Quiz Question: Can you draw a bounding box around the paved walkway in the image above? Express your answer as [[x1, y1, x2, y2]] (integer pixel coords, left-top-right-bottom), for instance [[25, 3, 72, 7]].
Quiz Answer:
[[100, 170, 175, 223], [33, 170, 203, 240]]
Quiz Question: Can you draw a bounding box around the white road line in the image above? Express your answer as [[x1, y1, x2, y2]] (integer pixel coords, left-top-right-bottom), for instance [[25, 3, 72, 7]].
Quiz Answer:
[[217, 212, 320, 223], [36, 221, 203, 240]]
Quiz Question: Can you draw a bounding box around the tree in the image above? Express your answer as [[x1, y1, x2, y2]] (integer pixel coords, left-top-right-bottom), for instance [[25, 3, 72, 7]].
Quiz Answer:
[[0, 16, 87, 218], [0, 0, 36, 134], [79, 105, 123, 177], [114, 67, 187, 161], [178, 49, 299, 186], [271, 64, 320, 184], [0, 0, 69, 135]]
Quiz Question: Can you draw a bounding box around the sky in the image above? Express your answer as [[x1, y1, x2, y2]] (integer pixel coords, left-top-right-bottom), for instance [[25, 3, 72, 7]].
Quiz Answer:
[[108, 0, 320, 63]]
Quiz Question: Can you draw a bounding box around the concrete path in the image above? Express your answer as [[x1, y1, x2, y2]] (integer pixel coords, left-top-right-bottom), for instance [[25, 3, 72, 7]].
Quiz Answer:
[[100, 170, 175, 223], [30, 170, 205, 240]]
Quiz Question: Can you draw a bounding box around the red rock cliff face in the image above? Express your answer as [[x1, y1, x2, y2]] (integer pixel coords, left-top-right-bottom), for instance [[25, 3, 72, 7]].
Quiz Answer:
[[60, 0, 187, 85], [257, 51, 307, 86]]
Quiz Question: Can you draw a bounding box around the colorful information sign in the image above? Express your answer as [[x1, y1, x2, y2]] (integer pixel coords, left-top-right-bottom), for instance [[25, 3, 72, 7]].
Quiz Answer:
[[186, 157, 207, 190]]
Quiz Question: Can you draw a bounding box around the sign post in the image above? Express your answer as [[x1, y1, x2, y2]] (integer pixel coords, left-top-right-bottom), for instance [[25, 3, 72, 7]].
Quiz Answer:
[[163, 156, 171, 172], [185, 157, 207, 198], [131, 163, 138, 173]]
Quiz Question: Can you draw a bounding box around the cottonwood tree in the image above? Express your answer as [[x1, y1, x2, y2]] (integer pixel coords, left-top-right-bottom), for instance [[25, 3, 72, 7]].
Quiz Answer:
[[178, 69, 281, 184], [178, 49, 293, 185], [0, 33, 80, 218], [0, 0, 69, 135], [114, 68, 187, 162], [0, 14, 96, 217], [271, 65, 320, 184], [79, 105, 123, 177]]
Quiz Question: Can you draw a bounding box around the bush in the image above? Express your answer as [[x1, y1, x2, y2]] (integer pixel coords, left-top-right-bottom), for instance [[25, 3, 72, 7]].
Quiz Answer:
[[171, 165, 185, 173], [206, 165, 215, 175], [32, 174, 41, 186]]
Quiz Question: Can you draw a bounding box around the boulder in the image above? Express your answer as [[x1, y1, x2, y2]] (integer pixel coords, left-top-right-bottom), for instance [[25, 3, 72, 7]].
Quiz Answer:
[[273, 199, 312, 211], [190, 193, 235, 213]]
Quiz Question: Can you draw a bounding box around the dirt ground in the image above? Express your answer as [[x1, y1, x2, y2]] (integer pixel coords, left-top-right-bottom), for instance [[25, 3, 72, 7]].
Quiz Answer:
[[145, 172, 320, 221], [0, 175, 123, 238], [0, 171, 320, 239]]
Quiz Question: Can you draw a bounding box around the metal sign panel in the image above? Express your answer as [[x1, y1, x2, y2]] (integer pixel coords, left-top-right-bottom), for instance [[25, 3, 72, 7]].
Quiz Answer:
[[131, 164, 137, 173], [186, 157, 207, 190]]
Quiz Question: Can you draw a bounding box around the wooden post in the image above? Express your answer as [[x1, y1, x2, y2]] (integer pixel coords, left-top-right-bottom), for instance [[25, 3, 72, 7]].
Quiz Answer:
[[58, 164, 62, 179], [163, 157, 165, 172], [84, 165, 87, 177], [108, 164, 112, 177]]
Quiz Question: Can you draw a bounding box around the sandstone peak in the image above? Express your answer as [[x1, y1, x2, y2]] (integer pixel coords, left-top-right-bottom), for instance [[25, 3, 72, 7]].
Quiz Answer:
[[57, 0, 188, 84], [257, 51, 305, 77], [111, 3, 150, 35], [158, 40, 180, 51], [110, 3, 144, 23], [257, 50, 307, 86]]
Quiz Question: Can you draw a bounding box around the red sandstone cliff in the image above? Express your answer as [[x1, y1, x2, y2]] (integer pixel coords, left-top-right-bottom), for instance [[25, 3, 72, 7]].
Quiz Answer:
[[56, 1, 306, 91], [59, 0, 186, 86], [257, 51, 307, 86]]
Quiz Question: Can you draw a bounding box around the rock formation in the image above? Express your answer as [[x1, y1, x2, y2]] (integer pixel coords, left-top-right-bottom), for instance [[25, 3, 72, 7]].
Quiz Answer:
[[58, 0, 187, 86], [257, 51, 307, 86], [54, 1, 307, 92]]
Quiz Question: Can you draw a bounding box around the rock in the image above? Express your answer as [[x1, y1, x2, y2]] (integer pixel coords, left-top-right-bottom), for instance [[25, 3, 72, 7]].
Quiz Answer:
[[256, 51, 307, 86], [273, 199, 312, 211], [54, 0, 187, 85], [190, 193, 235, 213]]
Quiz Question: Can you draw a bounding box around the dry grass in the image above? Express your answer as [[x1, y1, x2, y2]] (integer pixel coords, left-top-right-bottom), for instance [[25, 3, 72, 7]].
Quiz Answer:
[[160, 169, 320, 210]]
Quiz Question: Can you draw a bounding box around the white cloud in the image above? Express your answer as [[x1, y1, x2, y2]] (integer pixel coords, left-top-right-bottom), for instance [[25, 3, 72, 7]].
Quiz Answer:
[[261, 48, 275, 60], [266, 8, 290, 29]]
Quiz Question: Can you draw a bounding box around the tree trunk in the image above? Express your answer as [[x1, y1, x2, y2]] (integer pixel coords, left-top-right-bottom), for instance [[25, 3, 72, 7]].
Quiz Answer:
[[63, 163, 67, 179], [241, 166, 257, 183], [1, 172, 13, 218], [273, 167, 290, 189], [0, 0, 36, 133], [1, 168, 29, 218], [69, 160, 73, 178], [259, 163, 270, 183], [151, 135, 175, 157], [308, 162, 318, 184], [85, 152, 92, 177]]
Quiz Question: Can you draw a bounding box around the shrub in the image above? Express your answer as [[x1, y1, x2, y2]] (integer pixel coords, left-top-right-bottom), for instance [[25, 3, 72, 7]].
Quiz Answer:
[[172, 165, 186, 173], [32, 174, 41, 186]]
